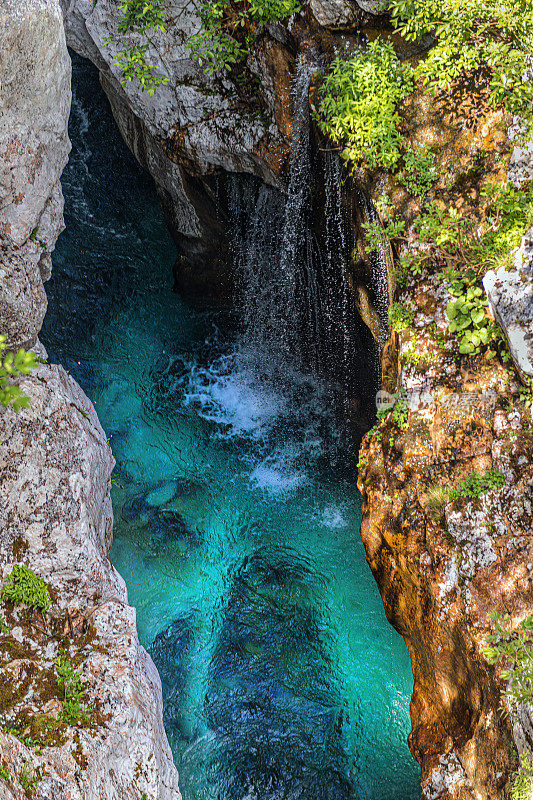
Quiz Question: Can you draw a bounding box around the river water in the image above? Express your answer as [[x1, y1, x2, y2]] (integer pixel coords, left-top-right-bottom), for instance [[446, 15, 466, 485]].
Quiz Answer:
[[41, 55, 421, 800]]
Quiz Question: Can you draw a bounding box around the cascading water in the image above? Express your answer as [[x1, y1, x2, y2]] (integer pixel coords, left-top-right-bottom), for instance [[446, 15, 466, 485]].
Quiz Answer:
[[229, 56, 377, 413], [360, 194, 390, 331], [229, 55, 321, 371], [42, 54, 421, 800]]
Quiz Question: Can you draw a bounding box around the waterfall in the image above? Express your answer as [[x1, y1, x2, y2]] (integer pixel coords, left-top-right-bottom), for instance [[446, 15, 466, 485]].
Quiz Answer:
[[227, 54, 379, 413], [276, 55, 320, 363], [227, 56, 323, 370], [360, 194, 390, 329]]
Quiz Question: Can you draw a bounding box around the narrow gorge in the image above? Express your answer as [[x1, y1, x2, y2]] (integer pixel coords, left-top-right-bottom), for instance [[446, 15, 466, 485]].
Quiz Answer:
[[0, 1, 532, 800]]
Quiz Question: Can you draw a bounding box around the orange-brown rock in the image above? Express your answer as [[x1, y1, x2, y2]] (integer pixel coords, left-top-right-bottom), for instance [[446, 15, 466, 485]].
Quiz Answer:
[[358, 274, 533, 799]]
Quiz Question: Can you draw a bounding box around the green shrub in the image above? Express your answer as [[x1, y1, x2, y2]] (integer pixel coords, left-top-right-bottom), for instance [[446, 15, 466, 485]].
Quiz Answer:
[[1, 565, 51, 612], [317, 39, 414, 170], [56, 651, 92, 725], [0, 335, 37, 411], [512, 754, 533, 800], [389, 301, 415, 332], [0, 765, 9, 782], [389, 0, 533, 133], [483, 611, 533, 712], [452, 467, 506, 499], [398, 146, 438, 197], [187, 0, 300, 75], [106, 0, 169, 95]]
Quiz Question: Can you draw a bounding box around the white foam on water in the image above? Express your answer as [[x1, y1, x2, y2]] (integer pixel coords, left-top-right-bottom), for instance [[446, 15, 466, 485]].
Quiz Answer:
[[249, 448, 309, 497], [176, 344, 338, 496], [321, 504, 349, 530], [183, 351, 287, 441]]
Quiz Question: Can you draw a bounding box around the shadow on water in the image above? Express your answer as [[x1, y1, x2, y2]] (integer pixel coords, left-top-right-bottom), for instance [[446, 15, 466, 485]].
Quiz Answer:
[[42, 52, 421, 800]]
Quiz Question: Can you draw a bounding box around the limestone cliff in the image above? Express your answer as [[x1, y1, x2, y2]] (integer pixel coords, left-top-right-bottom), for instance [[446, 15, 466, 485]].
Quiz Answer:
[[0, 2, 180, 797], [59, 0, 384, 297], [357, 227, 533, 799]]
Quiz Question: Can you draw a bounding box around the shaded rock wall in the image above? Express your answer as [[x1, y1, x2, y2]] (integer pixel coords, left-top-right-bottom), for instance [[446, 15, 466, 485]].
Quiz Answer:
[[0, 2, 181, 797], [59, 0, 385, 299], [60, 0, 296, 296]]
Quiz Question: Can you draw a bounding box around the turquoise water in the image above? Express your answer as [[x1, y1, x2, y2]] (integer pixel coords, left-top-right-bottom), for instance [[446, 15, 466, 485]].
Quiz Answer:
[[42, 55, 421, 800]]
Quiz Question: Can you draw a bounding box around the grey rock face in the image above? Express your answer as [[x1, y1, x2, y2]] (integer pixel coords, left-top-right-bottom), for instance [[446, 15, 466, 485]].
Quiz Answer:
[[309, 0, 380, 26], [0, 0, 71, 348], [309, 0, 363, 28], [60, 0, 288, 290], [0, 365, 181, 800], [483, 228, 533, 380]]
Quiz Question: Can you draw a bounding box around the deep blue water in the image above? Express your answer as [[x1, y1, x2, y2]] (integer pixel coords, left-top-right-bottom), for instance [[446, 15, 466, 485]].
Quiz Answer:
[[41, 55, 421, 800]]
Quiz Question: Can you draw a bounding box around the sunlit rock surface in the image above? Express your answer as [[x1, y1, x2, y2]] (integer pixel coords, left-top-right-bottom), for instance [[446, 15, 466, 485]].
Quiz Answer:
[[0, 365, 181, 800], [358, 268, 533, 799]]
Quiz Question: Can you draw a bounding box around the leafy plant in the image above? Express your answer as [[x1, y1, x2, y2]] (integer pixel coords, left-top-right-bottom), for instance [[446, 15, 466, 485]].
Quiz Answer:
[[187, 0, 300, 75], [402, 341, 435, 367], [444, 269, 492, 355], [511, 754, 533, 800], [0, 765, 9, 781], [483, 611, 533, 712], [398, 146, 438, 197], [519, 378, 533, 409], [112, 42, 169, 95], [389, 0, 533, 132], [0, 335, 37, 411], [392, 392, 409, 429], [1, 565, 51, 612], [375, 390, 410, 430], [105, 0, 169, 95], [117, 0, 166, 33], [0, 613, 9, 634], [362, 216, 406, 253], [389, 301, 415, 332], [452, 467, 506, 499], [56, 651, 92, 725], [317, 39, 414, 170]]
